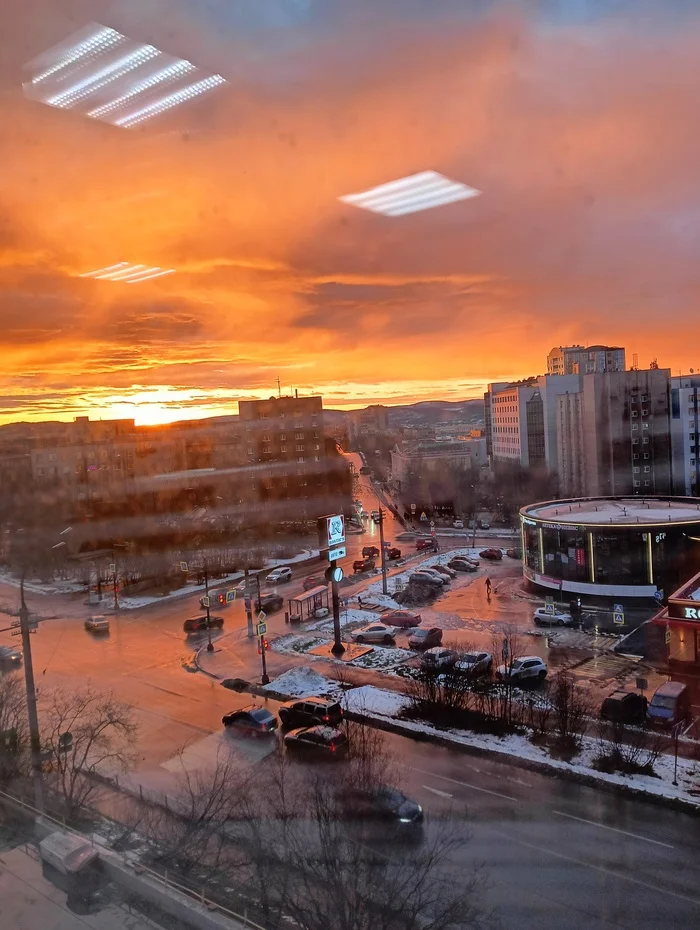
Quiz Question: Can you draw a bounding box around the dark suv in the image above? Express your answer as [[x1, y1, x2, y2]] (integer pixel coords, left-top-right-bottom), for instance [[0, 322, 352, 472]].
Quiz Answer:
[[183, 614, 224, 633], [245, 593, 284, 613], [600, 690, 648, 725], [353, 557, 375, 573], [278, 696, 343, 730], [362, 545, 380, 558]]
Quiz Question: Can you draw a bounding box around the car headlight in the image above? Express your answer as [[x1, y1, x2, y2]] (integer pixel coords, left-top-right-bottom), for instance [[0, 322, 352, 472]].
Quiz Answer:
[[399, 817, 413, 823]]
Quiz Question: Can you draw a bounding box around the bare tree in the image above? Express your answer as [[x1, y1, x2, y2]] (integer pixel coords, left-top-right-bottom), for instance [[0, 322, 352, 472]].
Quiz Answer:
[[549, 672, 593, 753], [0, 673, 29, 783], [490, 625, 527, 730], [594, 719, 665, 775], [41, 685, 138, 821]]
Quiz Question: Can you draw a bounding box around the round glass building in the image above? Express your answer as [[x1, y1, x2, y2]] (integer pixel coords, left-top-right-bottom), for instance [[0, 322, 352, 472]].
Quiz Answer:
[[520, 497, 700, 600]]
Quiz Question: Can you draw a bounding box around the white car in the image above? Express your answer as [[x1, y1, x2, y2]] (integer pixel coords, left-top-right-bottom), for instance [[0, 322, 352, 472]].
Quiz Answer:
[[453, 520, 464, 529], [422, 647, 459, 670], [350, 623, 396, 645], [266, 566, 293, 584], [0, 645, 22, 663], [455, 651, 493, 676], [533, 607, 574, 627], [496, 656, 547, 683], [432, 564, 457, 579], [85, 616, 110, 633], [410, 571, 444, 587]]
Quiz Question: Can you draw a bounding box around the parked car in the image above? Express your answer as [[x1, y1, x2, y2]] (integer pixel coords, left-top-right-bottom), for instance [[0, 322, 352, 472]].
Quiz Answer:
[[284, 725, 349, 759], [0, 645, 22, 664], [533, 607, 574, 627], [448, 558, 478, 573], [479, 520, 491, 530], [266, 566, 292, 584], [421, 647, 459, 670], [84, 615, 110, 633], [432, 564, 457, 579], [362, 545, 380, 558], [353, 557, 375, 573], [278, 696, 343, 730], [647, 681, 691, 729], [453, 520, 464, 529], [350, 623, 396, 645], [222, 706, 278, 736], [496, 656, 547, 683], [506, 548, 522, 560], [600, 690, 648, 725], [340, 786, 423, 828], [380, 609, 421, 628], [455, 651, 493, 677], [408, 627, 443, 649], [220, 678, 249, 692], [410, 571, 444, 587], [386, 547, 402, 560], [303, 576, 325, 591], [479, 548, 503, 560], [183, 614, 225, 633], [415, 539, 434, 551]]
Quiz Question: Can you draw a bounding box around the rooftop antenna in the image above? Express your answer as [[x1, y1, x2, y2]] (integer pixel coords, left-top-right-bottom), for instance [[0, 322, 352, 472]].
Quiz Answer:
[[276, 376, 281, 398], [632, 352, 638, 371]]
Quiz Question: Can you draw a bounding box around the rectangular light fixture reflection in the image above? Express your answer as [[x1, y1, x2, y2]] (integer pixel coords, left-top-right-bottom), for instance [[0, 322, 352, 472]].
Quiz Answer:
[[339, 171, 481, 216], [23, 22, 226, 129], [80, 263, 176, 283]]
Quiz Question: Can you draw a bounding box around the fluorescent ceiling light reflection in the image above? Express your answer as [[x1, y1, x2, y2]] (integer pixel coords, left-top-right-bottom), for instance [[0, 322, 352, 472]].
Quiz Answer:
[[340, 171, 481, 217], [79, 263, 176, 283], [23, 22, 226, 128]]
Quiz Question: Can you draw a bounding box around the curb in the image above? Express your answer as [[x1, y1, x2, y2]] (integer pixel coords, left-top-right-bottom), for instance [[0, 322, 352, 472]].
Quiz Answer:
[[194, 644, 223, 680]]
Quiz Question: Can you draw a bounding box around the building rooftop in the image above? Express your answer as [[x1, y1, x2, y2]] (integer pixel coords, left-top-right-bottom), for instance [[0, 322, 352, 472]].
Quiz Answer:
[[522, 497, 700, 526]]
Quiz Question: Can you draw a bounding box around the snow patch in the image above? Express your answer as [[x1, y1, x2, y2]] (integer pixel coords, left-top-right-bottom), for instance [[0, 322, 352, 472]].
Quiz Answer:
[[264, 666, 339, 698]]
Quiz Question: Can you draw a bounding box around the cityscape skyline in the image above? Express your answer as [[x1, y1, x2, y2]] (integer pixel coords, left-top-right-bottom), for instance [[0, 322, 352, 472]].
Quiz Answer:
[[3, 2, 700, 426]]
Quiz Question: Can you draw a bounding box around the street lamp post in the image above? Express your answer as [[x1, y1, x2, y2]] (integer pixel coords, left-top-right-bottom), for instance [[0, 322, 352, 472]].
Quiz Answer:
[[377, 507, 388, 596], [204, 563, 214, 652], [19, 576, 44, 813]]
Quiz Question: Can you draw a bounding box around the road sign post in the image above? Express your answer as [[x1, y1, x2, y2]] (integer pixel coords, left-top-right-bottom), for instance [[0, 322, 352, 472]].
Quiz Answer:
[[545, 596, 555, 616], [613, 603, 625, 626]]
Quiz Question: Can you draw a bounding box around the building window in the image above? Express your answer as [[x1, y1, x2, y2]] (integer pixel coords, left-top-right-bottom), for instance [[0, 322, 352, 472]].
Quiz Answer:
[[279, 434, 286, 440], [633, 466, 640, 474], [631, 423, 638, 431], [262, 446, 272, 454], [247, 447, 254, 454], [314, 444, 320, 451], [641, 394, 649, 402], [642, 409, 648, 416], [311, 419, 318, 427], [297, 456, 305, 464], [314, 455, 320, 462], [643, 453, 650, 459], [632, 453, 639, 460], [632, 438, 639, 445], [642, 438, 649, 444], [634, 480, 640, 487], [631, 410, 638, 418], [294, 421, 303, 428], [262, 434, 271, 441], [296, 444, 305, 452], [642, 423, 649, 429], [644, 466, 650, 473], [281, 446, 287, 452]]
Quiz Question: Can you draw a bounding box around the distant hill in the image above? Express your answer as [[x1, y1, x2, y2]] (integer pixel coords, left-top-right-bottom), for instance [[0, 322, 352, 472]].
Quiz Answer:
[[324, 399, 484, 429]]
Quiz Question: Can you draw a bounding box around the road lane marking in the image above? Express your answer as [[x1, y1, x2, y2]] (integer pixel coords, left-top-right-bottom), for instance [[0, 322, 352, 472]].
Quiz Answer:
[[422, 785, 453, 799], [489, 830, 699, 907], [403, 765, 518, 802], [552, 810, 675, 849]]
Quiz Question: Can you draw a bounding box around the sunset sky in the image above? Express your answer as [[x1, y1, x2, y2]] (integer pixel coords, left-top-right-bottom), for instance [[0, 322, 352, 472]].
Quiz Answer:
[[1, 0, 700, 425]]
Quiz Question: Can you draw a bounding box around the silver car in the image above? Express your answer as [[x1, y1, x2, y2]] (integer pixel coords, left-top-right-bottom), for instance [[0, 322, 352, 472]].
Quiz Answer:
[[410, 571, 444, 587], [350, 623, 396, 645]]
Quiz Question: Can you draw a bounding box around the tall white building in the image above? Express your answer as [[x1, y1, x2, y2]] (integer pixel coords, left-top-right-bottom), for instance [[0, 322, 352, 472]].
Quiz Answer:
[[670, 374, 700, 495]]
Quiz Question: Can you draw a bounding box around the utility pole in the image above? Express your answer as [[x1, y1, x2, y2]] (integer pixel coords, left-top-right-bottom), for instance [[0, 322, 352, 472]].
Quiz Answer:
[[111, 546, 119, 611], [255, 573, 270, 683], [19, 577, 44, 813], [204, 563, 214, 652], [378, 507, 388, 595], [244, 567, 254, 638]]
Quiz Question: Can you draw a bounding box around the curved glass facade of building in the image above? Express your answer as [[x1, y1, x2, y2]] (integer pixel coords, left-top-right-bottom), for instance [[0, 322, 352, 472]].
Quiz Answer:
[[520, 497, 700, 600]]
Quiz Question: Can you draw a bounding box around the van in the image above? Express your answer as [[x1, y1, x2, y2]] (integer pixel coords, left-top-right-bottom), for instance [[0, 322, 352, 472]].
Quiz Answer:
[[647, 681, 691, 729]]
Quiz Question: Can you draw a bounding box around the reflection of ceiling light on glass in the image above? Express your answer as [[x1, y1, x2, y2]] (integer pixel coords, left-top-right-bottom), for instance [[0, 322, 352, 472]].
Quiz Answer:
[[23, 22, 226, 128], [79, 263, 176, 283], [339, 171, 481, 217]]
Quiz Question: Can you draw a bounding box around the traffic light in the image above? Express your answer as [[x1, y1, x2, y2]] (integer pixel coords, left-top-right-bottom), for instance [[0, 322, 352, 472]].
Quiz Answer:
[[262, 638, 269, 651]]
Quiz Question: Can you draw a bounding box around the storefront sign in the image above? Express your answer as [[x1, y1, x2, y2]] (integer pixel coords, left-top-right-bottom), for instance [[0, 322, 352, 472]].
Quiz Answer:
[[541, 522, 585, 532]]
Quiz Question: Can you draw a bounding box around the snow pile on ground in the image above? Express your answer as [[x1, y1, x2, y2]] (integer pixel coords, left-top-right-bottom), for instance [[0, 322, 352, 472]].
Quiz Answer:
[[264, 665, 339, 697], [0, 569, 85, 596], [271, 633, 326, 656], [270, 631, 414, 670], [306, 607, 380, 632], [264, 549, 319, 568], [345, 685, 409, 717], [350, 645, 415, 670], [343, 685, 700, 808]]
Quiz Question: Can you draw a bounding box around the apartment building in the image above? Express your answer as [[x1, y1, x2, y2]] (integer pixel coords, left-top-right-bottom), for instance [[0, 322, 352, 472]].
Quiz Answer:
[[485, 374, 581, 470], [669, 374, 700, 495], [556, 368, 672, 497], [348, 404, 389, 440], [390, 439, 479, 491], [547, 344, 625, 376]]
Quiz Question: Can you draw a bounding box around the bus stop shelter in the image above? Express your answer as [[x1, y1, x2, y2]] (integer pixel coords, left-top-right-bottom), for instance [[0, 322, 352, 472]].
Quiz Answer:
[[288, 586, 330, 622]]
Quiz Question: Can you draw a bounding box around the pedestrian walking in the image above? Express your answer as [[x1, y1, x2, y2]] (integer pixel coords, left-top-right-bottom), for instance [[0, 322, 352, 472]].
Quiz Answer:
[[358, 594, 363, 608], [485, 577, 492, 600]]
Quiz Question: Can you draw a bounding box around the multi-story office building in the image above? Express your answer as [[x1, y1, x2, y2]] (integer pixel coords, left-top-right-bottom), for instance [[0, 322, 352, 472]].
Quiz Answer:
[[547, 344, 625, 376], [348, 404, 389, 440], [556, 368, 672, 497], [390, 439, 482, 491], [669, 374, 700, 495], [485, 374, 581, 470], [238, 393, 350, 522]]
